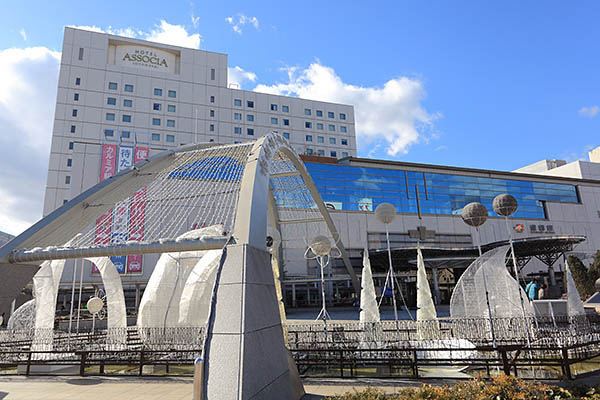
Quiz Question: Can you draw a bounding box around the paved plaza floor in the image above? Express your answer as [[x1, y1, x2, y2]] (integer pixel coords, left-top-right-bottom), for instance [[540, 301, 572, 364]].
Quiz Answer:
[[0, 376, 425, 399]]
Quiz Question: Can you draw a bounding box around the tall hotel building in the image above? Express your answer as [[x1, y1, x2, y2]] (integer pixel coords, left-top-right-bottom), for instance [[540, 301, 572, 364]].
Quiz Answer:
[[44, 27, 356, 215]]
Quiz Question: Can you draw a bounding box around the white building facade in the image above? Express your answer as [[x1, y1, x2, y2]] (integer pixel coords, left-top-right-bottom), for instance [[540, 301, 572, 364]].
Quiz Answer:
[[44, 27, 356, 215]]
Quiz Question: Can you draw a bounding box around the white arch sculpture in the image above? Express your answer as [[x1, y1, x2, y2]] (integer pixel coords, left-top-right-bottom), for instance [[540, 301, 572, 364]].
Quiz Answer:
[[0, 133, 355, 399]]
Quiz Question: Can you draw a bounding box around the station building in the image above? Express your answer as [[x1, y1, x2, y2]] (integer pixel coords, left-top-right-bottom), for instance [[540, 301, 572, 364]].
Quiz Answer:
[[41, 27, 600, 311]]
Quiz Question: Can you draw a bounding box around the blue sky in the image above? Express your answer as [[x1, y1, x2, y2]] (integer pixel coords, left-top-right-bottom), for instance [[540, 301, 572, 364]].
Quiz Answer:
[[0, 1, 599, 233]]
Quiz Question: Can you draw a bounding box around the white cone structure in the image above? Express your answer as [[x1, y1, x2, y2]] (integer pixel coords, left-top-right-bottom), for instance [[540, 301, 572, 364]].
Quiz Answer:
[[565, 260, 586, 317], [359, 247, 379, 325], [416, 248, 440, 340]]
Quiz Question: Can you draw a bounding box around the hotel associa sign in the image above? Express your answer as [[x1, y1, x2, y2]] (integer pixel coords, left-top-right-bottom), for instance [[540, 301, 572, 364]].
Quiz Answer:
[[115, 44, 176, 73]]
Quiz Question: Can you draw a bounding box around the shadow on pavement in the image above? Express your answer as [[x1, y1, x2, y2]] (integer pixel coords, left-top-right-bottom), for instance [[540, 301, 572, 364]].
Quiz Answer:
[[65, 378, 103, 385]]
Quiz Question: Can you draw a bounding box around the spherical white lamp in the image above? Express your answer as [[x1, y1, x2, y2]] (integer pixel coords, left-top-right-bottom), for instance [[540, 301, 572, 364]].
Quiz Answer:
[[87, 296, 104, 314], [266, 228, 281, 253], [375, 203, 396, 224], [310, 235, 332, 257]]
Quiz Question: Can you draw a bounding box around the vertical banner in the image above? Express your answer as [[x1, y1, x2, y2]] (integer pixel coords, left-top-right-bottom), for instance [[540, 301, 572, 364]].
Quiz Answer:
[[134, 146, 149, 164], [100, 144, 117, 182], [117, 145, 133, 172], [127, 187, 146, 273], [110, 198, 130, 274], [92, 209, 113, 274], [126, 146, 149, 274]]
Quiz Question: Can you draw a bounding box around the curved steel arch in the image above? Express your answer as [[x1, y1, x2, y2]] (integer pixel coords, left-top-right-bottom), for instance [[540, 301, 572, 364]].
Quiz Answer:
[[233, 134, 360, 293]]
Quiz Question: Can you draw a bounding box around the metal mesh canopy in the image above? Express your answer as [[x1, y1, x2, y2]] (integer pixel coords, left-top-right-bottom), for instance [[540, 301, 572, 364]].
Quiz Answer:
[[2, 135, 350, 270]]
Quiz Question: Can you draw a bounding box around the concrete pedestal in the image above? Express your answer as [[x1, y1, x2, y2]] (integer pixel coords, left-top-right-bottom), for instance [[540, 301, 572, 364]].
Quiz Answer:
[[203, 244, 304, 399]]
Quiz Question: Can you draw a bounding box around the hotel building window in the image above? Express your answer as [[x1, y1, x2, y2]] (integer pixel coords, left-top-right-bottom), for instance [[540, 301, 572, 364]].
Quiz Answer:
[[107, 97, 116, 105], [72, 109, 78, 117], [121, 131, 130, 139], [168, 105, 176, 112], [70, 125, 76, 133], [283, 119, 289, 126], [108, 82, 117, 90], [330, 151, 337, 157], [73, 93, 79, 101], [341, 126, 347, 133], [152, 118, 160, 126], [153, 103, 161, 111], [106, 113, 114, 121], [317, 136, 324, 143], [122, 114, 131, 123], [305, 121, 312, 129], [234, 99, 242, 106], [317, 123, 323, 130], [234, 113, 242, 120], [247, 114, 254, 122], [123, 99, 132, 107], [166, 134, 175, 142], [271, 117, 278, 124], [104, 129, 114, 137], [329, 137, 336, 144], [270, 104, 278, 111], [210, 110, 215, 117], [65, 176, 71, 184], [210, 95, 215, 103], [154, 88, 163, 96], [75, 77, 81, 85], [168, 90, 176, 98], [340, 113, 346, 120], [328, 124, 335, 131], [247, 100, 254, 108], [316, 110, 323, 117], [342, 152, 348, 157], [328, 111, 334, 118], [341, 139, 348, 145], [124, 84, 134, 92], [234, 127, 242, 134], [306, 148, 313, 155], [283, 132, 290, 139], [167, 120, 175, 127], [306, 135, 313, 142], [304, 108, 311, 116], [211, 68, 216, 80], [318, 150, 325, 156], [67, 159, 72, 167], [78, 48, 84, 60], [210, 124, 214, 132], [69, 142, 74, 150], [282, 105, 289, 112], [152, 133, 160, 141], [247, 128, 254, 135]]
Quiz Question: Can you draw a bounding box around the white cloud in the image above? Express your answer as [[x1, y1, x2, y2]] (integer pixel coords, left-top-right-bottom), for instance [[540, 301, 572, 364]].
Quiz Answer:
[[0, 47, 61, 235], [228, 66, 257, 89], [146, 20, 201, 49], [19, 29, 27, 41], [579, 105, 599, 118], [254, 63, 438, 156], [225, 14, 259, 35], [69, 20, 201, 49], [191, 13, 200, 29]]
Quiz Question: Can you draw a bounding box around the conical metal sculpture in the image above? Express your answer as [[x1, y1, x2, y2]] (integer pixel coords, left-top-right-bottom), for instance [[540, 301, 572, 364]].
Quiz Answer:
[[359, 247, 380, 325], [416, 248, 439, 340]]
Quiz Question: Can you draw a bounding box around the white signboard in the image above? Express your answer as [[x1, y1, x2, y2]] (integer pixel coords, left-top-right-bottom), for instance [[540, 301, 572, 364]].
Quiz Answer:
[[325, 201, 343, 211], [115, 45, 176, 74], [358, 198, 373, 212]]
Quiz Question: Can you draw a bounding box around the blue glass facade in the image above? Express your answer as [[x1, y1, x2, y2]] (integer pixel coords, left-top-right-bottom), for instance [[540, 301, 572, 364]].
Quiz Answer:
[[305, 162, 579, 219]]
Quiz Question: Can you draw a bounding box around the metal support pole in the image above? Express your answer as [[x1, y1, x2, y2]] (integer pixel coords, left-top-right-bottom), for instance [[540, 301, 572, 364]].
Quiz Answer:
[[504, 216, 532, 347], [475, 227, 497, 348], [385, 224, 399, 330], [68, 259, 77, 339], [76, 258, 84, 333]]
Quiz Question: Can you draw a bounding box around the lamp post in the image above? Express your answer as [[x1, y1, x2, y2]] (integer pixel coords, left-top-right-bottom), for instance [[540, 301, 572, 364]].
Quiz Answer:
[[461, 202, 497, 348], [493, 193, 532, 346], [306, 235, 336, 332], [375, 202, 401, 329]]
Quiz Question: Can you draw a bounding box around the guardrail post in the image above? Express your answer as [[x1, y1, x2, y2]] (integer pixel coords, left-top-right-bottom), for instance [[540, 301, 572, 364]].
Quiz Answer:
[[138, 350, 144, 376], [500, 349, 510, 376], [339, 350, 343, 378], [561, 348, 572, 380], [25, 351, 32, 376], [412, 349, 418, 378], [79, 352, 87, 376]]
